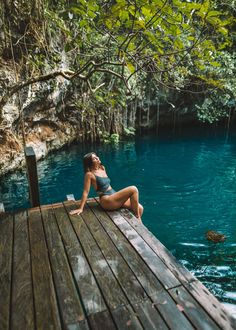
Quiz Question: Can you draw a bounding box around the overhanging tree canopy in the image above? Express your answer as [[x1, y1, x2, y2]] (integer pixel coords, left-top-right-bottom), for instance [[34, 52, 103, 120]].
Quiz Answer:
[[0, 0, 234, 121]]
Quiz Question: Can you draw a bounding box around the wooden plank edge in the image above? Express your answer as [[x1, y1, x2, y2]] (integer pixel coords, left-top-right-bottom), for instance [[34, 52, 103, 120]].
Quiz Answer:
[[70, 200, 169, 329], [28, 208, 62, 329], [118, 208, 236, 329], [90, 200, 180, 290], [40, 205, 88, 328], [0, 212, 14, 330], [93, 199, 236, 329], [119, 207, 196, 283]]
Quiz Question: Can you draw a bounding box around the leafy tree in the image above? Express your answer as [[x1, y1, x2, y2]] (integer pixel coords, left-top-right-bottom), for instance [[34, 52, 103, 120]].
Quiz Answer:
[[0, 0, 234, 124]]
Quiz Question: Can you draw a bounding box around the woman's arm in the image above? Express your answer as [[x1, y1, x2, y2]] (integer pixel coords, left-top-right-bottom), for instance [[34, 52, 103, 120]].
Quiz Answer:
[[70, 172, 92, 215]]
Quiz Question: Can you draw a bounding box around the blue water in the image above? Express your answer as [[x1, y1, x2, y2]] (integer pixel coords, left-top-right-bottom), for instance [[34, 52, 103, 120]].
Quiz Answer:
[[1, 127, 236, 313]]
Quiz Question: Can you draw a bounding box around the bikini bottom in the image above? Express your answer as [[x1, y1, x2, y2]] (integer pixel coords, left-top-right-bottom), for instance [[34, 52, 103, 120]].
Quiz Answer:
[[97, 188, 116, 197]]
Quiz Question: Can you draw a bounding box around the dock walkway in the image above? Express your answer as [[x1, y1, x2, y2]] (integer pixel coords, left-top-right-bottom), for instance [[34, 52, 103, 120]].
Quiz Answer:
[[0, 198, 235, 329]]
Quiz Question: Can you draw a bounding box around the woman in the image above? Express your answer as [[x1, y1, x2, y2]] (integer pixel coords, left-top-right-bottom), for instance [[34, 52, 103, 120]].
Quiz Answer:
[[69, 152, 143, 221]]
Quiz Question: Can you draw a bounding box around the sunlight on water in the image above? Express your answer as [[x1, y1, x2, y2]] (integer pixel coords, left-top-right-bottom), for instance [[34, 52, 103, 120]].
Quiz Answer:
[[1, 126, 236, 311]]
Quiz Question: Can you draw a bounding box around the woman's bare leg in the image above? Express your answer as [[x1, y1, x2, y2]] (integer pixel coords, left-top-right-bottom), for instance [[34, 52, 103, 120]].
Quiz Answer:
[[99, 186, 141, 218], [123, 199, 144, 218]]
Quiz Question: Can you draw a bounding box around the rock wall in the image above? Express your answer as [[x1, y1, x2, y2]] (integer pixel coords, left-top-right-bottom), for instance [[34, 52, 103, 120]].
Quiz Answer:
[[0, 120, 80, 177], [0, 64, 219, 178], [0, 60, 125, 177], [0, 73, 202, 178]]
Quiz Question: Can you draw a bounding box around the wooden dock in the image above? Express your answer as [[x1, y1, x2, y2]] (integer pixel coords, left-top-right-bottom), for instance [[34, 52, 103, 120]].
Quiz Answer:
[[0, 198, 235, 330]]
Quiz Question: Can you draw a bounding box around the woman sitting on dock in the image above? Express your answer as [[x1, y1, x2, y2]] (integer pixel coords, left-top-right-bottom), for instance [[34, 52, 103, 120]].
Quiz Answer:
[[70, 152, 143, 221]]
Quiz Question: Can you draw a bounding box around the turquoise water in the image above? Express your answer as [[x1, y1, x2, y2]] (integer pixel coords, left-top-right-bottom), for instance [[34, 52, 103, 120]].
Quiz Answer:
[[1, 127, 236, 313]]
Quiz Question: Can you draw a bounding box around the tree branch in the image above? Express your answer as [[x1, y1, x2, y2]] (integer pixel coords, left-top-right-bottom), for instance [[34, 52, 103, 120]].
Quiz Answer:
[[87, 80, 106, 93], [0, 70, 74, 110], [0, 59, 127, 115]]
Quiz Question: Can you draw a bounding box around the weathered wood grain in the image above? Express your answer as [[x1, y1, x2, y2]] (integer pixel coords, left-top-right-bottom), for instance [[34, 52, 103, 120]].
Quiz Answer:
[[88, 202, 193, 330], [119, 208, 236, 329], [28, 207, 61, 329], [41, 206, 89, 330], [111, 305, 143, 330], [90, 200, 179, 292], [0, 213, 13, 330], [54, 202, 108, 316], [120, 208, 196, 284], [68, 204, 135, 329], [81, 204, 148, 304], [186, 280, 236, 330], [11, 210, 35, 330], [69, 203, 128, 311], [169, 285, 221, 330], [88, 310, 117, 330], [79, 203, 187, 330], [150, 290, 195, 330], [3, 200, 235, 330], [133, 299, 169, 330], [108, 210, 181, 289]]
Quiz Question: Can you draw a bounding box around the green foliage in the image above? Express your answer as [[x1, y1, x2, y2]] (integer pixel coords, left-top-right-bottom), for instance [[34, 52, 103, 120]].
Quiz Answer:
[[103, 133, 120, 144], [1, 0, 235, 125], [194, 50, 236, 122], [196, 96, 229, 123], [42, 0, 234, 84], [123, 127, 136, 137]]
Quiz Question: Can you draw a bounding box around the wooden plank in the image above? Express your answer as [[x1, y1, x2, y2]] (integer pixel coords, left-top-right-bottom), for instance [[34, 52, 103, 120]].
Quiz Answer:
[[120, 208, 196, 283], [150, 291, 195, 330], [66, 203, 129, 311], [86, 201, 195, 329], [80, 204, 148, 303], [0, 213, 13, 330], [77, 203, 172, 329], [169, 285, 221, 330], [89, 202, 200, 329], [86, 201, 164, 297], [52, 203, 108, 316], [28, 208, 61, 330], [109, 209, 181, 289], [120, 209, 236, 329], [186, 280, 236, 330], [133, 299, 169, 330], [11, 210, 35, 330], [111, 305, 144, 330], [49, 203, 150, 329], [80, 204, 171, 329], [62, 202, 152, 330], [90, 200, 180, 290], [88, 310, 117, 330], [41, 206, 89, 330], [82, 203, 193, 330]]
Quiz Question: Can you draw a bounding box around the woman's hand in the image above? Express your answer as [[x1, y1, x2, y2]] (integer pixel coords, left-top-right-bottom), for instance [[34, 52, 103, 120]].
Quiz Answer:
[[69, 208, 83, 216]]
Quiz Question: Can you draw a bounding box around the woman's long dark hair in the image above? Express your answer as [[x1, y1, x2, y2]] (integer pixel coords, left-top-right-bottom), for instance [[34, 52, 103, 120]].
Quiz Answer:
[[83, 152, 96, 173], [83, 152, 105, 173]]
